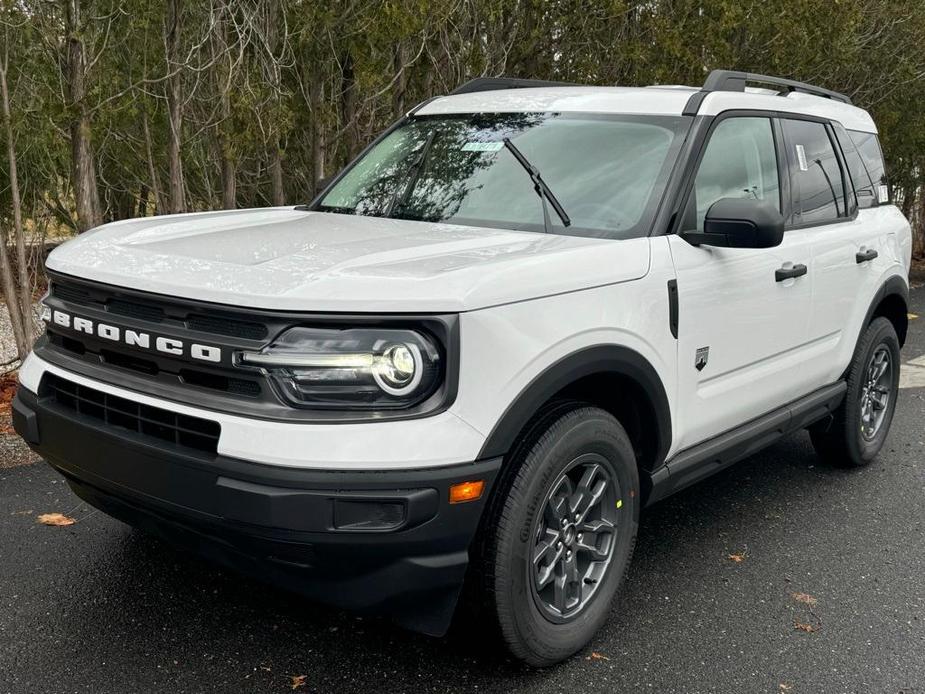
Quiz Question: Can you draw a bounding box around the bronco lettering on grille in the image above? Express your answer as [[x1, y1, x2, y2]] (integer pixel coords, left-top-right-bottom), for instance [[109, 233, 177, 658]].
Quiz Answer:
[[44, 309, 222, 363]]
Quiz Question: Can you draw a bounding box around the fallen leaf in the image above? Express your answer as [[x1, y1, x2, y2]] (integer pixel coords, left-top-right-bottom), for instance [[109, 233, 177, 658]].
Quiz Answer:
[[727, 553, 746, 563], [908, 313, 919, 320], [37, 513, 76, 527], [791, 592, 818, 606], [794, 620, 817, 633], [290, 675, 307, 690], [779, 684, 793, 692], [589, 652, 610, 661]]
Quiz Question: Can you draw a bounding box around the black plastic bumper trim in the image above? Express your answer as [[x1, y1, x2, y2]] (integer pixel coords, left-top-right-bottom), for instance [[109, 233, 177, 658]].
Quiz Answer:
[[13, 386, 501, 635]]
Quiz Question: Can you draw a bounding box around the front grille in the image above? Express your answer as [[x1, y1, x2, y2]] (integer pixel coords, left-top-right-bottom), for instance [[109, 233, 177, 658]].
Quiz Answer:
[[187, 314, 267, 340], [43, 374, 221, 454], [107, 298, 166, 323]]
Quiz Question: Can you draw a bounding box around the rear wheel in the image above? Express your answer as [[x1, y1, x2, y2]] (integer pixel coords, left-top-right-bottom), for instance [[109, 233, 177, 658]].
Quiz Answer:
[[478, 405, 639, 666], [810, 317, 900, 467]]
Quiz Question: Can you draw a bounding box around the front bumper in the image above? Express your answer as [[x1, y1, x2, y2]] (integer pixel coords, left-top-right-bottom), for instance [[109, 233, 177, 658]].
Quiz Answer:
[[13, 385, 501, 636]]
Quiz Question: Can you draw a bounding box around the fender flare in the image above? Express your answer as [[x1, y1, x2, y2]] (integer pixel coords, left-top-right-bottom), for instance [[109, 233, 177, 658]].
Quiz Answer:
[[861, 274, 910, 346], [477, 344, 672, 465]]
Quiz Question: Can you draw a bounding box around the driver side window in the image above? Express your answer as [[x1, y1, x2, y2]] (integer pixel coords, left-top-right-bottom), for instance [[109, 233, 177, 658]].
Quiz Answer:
[[683, 117, 781, 232]]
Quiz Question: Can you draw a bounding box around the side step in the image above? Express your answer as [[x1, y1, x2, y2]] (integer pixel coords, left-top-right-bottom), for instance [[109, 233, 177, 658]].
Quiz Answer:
[[646, 381, 847, 506]]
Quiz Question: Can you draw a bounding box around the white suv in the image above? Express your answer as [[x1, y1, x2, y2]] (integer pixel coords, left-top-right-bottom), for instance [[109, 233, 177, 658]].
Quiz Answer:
[[14, 70, 912, 666]]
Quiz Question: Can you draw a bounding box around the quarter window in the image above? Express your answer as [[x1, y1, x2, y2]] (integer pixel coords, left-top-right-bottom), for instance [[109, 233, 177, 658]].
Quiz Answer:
[[848, 129, 888, 204], [781, 119, 846, 225], [682, 117, 780, 232], [832, 122, 869, 210]]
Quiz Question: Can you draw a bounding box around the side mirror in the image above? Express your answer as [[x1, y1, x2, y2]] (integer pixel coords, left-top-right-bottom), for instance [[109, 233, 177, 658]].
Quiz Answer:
[[682, 198, 784, 249]]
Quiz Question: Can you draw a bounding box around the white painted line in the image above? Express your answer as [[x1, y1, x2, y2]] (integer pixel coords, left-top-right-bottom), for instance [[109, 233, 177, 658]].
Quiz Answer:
[[900, 363, 925, 389], [908, 354, 925, 368]]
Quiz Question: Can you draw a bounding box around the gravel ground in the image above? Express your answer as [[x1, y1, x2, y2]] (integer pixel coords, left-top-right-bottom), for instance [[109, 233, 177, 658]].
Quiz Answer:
[[0, 435, 39, 469]]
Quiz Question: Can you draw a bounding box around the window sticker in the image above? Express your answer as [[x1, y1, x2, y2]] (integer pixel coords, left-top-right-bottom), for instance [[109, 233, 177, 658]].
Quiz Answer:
[[795, 144, 809, 172], [462, 141, 504, 152], [878, 184, 889, 203]]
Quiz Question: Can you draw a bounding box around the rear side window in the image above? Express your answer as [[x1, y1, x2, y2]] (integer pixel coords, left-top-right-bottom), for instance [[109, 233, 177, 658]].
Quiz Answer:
[[832, 123, 874, 209], [848, 130, 888, 204], [780, 119, 846, 225]]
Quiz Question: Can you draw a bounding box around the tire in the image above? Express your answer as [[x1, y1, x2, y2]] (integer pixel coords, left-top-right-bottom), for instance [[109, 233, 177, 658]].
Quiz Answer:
[[810, 317, 901, 467], [477, 405, 640, 666]]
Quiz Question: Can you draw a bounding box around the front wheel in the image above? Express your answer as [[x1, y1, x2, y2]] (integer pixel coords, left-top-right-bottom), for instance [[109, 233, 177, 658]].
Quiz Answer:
[[479, 405, 639, 666], [810, 317, 901, 467]]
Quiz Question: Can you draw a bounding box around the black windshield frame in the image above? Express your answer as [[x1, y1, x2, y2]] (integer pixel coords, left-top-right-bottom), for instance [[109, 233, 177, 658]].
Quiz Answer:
[[313, 112, 692, 240]]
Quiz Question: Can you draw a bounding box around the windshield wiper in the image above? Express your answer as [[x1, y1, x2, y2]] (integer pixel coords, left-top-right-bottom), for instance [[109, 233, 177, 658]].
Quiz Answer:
[[502, 137, 571, 232], [385, 129, 438, 218]]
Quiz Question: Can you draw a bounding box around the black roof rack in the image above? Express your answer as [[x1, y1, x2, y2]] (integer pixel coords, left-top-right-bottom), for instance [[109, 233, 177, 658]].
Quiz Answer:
[[449, 77, 581, 96], [701, 70, 853, 105]]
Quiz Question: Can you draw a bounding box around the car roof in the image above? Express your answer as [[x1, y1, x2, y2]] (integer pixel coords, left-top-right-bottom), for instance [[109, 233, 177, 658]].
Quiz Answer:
[[416, 85, 877, 134]]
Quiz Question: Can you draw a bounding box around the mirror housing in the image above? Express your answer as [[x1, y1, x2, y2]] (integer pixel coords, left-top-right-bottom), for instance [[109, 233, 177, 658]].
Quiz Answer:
[[681, 198, 784, 249]]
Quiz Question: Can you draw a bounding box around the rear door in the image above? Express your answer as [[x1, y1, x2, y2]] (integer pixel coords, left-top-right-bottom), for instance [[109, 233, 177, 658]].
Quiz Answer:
[[778, 118, 890, 392], [668, 115, 815, 451]]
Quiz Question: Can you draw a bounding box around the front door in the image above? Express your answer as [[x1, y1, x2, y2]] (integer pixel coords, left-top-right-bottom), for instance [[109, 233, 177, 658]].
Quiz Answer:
[[669, 115, 815, 452]]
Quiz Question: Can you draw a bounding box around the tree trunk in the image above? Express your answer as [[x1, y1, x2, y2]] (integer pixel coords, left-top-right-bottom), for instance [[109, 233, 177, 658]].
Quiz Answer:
[[309, 80, 325, 194], [141, 105, 165, 214], [392, 44, 408, 118], [0, 57, 30, 357], [269, 148, 284, 205], [266, 0, 285, 206], [221, 151, 236, 209], [65, 0, 102, 232], [165, 0, 186, 213], [339, 50, 357, 161]]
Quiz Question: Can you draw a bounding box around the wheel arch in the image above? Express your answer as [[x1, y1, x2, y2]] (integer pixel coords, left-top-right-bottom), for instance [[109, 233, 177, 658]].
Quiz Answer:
[[477, 345, 672, 482], [864, 275, 909, 348]]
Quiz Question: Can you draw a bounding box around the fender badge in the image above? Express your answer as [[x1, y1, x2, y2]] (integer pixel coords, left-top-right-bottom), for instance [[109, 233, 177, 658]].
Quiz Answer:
[[695, 346, 709, 371]]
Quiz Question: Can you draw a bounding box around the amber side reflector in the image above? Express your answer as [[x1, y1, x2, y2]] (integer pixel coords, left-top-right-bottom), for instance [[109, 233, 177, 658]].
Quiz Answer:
[[449, 480, 484, 504]]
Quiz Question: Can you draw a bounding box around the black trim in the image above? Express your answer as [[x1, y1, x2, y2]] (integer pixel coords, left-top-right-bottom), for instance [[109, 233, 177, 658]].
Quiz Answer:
[[701, 70, 853, 105], [646, 381, 847, 505], [682, 90, 709, 117], [667, 279, 679, 339], [13, 386, 501, 636], [859, 275, 910, 348], [477, 345, 671, 464]]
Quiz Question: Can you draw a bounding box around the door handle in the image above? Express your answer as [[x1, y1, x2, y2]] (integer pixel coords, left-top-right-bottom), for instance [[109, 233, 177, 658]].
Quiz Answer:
[[856, 248, 878, 263], [775, 263, 808, 282]]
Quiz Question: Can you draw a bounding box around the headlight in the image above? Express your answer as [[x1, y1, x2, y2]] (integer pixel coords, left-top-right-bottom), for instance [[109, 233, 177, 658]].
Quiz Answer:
[[236, 327, 442, 410]]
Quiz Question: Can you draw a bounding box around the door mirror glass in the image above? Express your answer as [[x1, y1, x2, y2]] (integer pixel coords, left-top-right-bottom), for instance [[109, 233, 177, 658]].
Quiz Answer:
[[682, 198, 784, 248]]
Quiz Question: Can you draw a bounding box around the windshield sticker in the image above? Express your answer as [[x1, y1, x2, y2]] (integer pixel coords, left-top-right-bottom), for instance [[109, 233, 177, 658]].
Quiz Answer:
[[795, 144, 809, 171], [462, 141, 504, 152]]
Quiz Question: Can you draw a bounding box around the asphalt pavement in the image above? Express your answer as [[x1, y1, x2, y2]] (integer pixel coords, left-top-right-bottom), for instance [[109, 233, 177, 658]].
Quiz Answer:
[[2, 286, 924, 694]]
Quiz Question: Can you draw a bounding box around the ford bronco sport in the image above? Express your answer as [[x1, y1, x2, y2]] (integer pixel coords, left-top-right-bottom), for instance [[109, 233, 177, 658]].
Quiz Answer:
[[13, 70, 912, 666]]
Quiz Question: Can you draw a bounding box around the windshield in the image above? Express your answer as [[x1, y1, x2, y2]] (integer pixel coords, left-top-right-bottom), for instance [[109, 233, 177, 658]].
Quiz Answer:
[[318, 113, 689, 239]]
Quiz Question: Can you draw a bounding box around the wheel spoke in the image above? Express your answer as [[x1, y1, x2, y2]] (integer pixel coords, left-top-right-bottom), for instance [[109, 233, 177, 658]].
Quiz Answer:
[[576, 535, 610, 561], [571, 472, 608, 523], [553, 573, 568, 612]]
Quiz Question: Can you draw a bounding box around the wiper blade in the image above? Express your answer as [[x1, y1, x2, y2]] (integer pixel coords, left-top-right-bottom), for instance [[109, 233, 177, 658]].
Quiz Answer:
[[502, 137, 571, 230], [386, 129, 438, 218]]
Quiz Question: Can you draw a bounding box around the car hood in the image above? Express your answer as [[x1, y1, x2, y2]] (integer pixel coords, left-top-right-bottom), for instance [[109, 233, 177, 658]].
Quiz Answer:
[[46, 208, 650, 312]]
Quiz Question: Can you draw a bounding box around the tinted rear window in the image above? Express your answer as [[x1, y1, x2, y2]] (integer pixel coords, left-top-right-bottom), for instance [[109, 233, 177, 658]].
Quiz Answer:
[[848, 130, 887, 204], [780, 119, 846, 225]]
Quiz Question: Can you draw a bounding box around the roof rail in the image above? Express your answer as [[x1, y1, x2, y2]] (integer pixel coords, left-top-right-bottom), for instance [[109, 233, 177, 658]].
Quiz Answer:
[[449, 77, 581, 96], [701, 70, 853, 105]]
